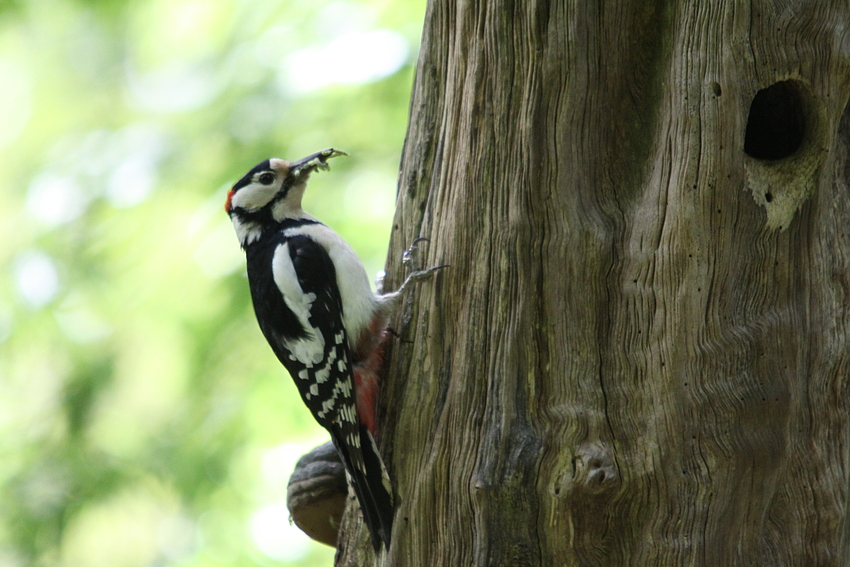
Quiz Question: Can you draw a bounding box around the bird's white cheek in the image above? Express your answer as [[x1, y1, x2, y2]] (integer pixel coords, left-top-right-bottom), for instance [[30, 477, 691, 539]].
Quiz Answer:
[[231, 184, 278, 211]]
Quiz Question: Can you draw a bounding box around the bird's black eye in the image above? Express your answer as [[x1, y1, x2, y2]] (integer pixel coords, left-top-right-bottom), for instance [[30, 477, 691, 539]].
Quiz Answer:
[[258, 172, 275, 185]]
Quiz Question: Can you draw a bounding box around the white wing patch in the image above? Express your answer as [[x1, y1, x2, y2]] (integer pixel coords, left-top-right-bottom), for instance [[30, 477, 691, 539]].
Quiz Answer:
[[314, 347, 337, 384], [318, 398, 335, 419], [272, 242, 325, 366], [346, 430, 361, 449], [314, 350, 353, 422], [283, 224, 377, 351]]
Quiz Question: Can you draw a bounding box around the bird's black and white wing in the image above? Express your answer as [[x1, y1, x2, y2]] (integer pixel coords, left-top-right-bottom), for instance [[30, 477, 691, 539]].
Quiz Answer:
[[266, 234, 362, 463], [257, 232, 392, 548]]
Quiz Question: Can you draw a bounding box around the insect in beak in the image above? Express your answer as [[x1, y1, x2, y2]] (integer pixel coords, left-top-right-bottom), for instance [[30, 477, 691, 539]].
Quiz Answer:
[[289, 148, 348, 178]]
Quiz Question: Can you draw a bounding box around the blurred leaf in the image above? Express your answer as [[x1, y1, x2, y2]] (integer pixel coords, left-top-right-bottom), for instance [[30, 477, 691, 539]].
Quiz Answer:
[[0, 0, 425, 564]]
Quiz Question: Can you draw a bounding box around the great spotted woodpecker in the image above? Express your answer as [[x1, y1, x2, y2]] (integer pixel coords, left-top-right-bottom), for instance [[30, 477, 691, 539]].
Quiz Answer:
[[225, 149, 443, 551]]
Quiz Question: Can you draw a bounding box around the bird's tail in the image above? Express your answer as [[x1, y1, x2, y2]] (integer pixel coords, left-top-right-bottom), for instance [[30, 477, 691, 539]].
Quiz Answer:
[[332, 425, 394, 552]]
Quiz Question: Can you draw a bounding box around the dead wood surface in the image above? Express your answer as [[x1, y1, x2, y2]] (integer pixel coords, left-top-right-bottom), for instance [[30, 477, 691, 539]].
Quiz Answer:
[[337, 1, 850, 565]]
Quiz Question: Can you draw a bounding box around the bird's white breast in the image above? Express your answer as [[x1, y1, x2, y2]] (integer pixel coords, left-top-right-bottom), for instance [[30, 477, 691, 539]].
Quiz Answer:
[[284, 223, 377, 346]]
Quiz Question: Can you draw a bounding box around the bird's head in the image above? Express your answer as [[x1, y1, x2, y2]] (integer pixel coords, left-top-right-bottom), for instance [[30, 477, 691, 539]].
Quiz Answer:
[[225, 148, 347, 246]]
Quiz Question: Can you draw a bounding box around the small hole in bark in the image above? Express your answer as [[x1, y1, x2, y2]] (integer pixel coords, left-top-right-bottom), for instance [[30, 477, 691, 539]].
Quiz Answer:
[[765, 192, 773, 202], [711, 82, 722, 97], [744, 81, 806, 160]]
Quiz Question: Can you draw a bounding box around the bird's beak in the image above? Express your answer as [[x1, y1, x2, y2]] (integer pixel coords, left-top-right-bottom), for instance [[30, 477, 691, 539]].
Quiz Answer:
[[290, 148, 348, 178]]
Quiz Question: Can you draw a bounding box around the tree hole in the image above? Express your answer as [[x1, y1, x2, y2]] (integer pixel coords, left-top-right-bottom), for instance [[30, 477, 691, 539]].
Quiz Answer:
[[744, 81, 806, 160], [711, 82, 722, 97]]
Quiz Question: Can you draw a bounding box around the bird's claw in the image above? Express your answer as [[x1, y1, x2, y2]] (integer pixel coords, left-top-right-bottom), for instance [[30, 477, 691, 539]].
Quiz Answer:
[[402, 238, 431, 271], [398, 238, 448, 292]]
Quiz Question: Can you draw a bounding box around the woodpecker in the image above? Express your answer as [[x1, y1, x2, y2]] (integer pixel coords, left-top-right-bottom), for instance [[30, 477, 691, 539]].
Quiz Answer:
[[225, 148, 443, 551]]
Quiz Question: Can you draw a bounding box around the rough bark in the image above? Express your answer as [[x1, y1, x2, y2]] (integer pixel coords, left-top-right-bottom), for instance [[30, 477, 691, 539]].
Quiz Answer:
[[337, 1, 850, 565]]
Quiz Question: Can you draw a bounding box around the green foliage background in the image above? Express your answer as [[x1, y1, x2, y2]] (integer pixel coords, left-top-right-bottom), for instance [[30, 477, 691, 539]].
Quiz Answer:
[[0, 0, 424, 565]]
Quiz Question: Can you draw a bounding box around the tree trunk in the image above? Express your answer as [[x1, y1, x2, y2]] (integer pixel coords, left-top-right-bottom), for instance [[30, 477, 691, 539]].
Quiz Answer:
[[337, 1, 850, 565]]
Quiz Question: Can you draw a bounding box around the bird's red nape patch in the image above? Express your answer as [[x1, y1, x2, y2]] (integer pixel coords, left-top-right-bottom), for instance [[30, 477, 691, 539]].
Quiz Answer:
[[224, 189, 235, 213]]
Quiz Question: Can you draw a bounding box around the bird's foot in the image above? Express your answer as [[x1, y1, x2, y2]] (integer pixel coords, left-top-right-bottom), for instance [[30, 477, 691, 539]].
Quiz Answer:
[[398, 238, 448, 292]]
